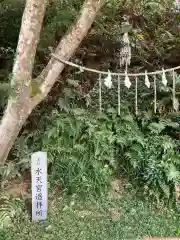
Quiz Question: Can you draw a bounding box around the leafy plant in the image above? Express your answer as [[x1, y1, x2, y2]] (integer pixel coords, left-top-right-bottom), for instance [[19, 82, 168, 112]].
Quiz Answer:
[[0, 196, 24, 229], [123, 117, 180, 200], [42, 108, 115, 196]]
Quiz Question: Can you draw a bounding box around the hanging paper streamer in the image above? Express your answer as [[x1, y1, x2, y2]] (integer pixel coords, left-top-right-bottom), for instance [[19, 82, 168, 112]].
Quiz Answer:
[[120, 32, 131, 67], [123, 32, 130, 44], [162, 68, 167, 86], [104, 70, 112, 89], [153, 75, 157, 114], [124, 71, 131, 88], [145, 70, 150, 88], [174, 0, 180, 12], [118, 75, 121, 115], [99, 73, 102, 112], [135, 77, 138, 115]]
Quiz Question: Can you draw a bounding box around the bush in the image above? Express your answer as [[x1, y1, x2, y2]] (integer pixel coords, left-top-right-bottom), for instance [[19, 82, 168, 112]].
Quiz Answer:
[[42, 108, 115, 196], [38, 101, 180, 200], [125, 134, 180, 199]]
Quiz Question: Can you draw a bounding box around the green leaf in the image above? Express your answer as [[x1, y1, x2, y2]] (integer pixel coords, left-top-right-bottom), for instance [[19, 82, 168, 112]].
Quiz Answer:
[[72, 108, 86, 116], [107, 108, 116, 114], [159, 181, 170, 198], [167, 165, 180, 181], [47, 127, 58, 139], [123, 115, 134, 122], [148, 122, 166, 134]]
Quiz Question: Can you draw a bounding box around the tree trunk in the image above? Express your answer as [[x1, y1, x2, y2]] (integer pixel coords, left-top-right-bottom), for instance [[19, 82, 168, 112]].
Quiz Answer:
[[0, 0, 47, 165], [0, 0, 104, 165], [0, 101, 33, 164]]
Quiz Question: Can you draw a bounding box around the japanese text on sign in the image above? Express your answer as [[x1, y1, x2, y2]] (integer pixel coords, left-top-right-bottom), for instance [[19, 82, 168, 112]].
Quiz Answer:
[[31, 152, 48, 221]]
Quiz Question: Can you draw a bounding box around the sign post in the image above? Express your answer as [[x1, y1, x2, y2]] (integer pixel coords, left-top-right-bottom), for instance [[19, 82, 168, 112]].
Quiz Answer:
[[31, 151, 48, 221]]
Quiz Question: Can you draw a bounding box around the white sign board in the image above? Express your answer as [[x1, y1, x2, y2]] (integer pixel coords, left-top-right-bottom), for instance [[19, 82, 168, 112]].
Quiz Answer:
[[31, 151, 48, 221]]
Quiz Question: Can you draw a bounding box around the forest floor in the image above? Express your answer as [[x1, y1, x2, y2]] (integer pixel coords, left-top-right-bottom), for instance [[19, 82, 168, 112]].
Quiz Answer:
[[1, 178, 180, 240]]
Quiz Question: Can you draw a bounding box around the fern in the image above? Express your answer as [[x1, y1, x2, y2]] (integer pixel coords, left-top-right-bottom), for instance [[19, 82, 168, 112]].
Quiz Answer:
[[0, 196, 23, 229]]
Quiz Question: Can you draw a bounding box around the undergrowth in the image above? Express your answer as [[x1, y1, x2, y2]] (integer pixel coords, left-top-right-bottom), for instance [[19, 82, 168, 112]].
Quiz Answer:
[[1, 99, 180, 202], [1, 76, 180, 231], [10, 101, 179, 200], [1, 75, 180, 231], [44, 104, 180, 200]]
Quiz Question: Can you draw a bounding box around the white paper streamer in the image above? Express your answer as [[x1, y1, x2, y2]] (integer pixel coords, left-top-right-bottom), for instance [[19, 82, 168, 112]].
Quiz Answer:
[[104, 70, 112, 88], [120, 32, 131, 67], [124, 71, 131, 88], [162, 68, 167, 86], [123, 32, 130, 44], [145, 70, 150, 88]]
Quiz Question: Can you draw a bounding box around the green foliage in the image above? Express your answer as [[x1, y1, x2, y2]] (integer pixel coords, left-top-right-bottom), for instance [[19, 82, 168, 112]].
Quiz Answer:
[[0, 160, 30, 188], [0, 82, 11, 110], [2, 189, 180, 239], [125, 134, 180, 199], [14, 87, 178, 201], [0, 0, 24, 48], [0, 0, 180, 204], [39, 1, 81, 49], [42, 108, 114, 196], [0, 229, 7, 240], [128, 120, 179, 201], [0, 196, 24, 230], [99, 0, 179, 68]]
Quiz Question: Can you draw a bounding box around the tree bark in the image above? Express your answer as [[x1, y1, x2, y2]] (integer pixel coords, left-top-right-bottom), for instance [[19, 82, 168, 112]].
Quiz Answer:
[[0, 0, 104, 165], [0, 101, 33, 164], [0, 0, 47, 165]]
